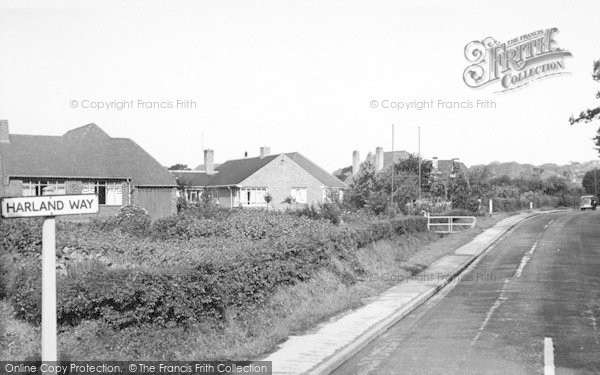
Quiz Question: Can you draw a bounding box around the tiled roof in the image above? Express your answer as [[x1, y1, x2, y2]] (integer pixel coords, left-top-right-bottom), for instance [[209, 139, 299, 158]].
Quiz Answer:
[[209, 155, 279, 186], [0, 123, 176, 186], [170, 171, 213, 187], [173, 152, 347, 189], [194, 163, 221, 171]]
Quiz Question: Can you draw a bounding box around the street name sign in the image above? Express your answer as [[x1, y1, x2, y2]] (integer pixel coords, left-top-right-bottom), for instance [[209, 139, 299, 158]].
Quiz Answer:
[[1, 194, 99, 218], [0, 193, 99, 369]]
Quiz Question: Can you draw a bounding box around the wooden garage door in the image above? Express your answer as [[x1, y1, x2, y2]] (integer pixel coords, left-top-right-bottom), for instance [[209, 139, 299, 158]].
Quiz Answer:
[[136, 187, 174, 218]]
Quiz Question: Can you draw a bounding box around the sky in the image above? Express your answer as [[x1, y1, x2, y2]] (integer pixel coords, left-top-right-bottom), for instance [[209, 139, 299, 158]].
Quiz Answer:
[[1, 0, 599, 173]]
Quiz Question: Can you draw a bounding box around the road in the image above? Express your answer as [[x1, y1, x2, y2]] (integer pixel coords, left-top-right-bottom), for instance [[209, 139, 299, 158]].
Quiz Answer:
[[331, 211, 600, 375]]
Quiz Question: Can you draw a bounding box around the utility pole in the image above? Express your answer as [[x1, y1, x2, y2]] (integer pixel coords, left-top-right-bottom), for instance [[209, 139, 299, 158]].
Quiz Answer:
[[391, 124, 395, 207], [595, 168, 598, 196], [418, 126, 421, 200]]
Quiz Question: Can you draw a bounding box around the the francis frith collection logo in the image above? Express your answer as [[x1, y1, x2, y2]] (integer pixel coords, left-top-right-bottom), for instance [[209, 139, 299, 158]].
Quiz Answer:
[[463, 27, 572, 92]]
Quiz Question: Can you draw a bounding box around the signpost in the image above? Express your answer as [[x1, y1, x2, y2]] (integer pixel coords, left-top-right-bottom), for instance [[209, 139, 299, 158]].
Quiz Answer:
[[1, 194, 99, 363]]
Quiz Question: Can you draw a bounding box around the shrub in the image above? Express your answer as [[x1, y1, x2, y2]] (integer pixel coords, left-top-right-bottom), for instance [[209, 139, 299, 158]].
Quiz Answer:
[[115, 205, 151, 236], [12, 265, 225, 329], [350, 216, 427, 248], [295, 203, 343, 225], [151, 215, 221, 240], [9, 261, 42, 324], [0, 218, 42, 256], [7, 208, 429, 330]]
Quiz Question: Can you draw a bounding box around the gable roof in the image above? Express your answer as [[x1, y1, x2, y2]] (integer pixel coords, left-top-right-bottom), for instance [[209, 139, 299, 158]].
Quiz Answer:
[[170, 152, 347, 189], [0, 123, 176, 186], [284, 152, 346, 188]]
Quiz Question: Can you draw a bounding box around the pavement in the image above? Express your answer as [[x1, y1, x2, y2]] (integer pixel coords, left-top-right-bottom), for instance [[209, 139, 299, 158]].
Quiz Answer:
[[262, 211, 554, 375]]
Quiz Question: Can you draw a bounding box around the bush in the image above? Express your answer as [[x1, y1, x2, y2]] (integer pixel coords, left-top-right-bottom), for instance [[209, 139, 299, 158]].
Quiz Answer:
[[115, 205, 152, 236], [350, 216, 427, 248], [294, 203, 343, 225], [9, 261, 42, 324], [151, 215, 221, 240], [7, 208, 429, 330], [0, 218, 42, 256]]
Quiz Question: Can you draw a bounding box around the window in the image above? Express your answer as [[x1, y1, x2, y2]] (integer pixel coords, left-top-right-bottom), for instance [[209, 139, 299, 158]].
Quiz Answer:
[[291, 187, 307, 204], [82, 181, 123, 205], [240, 188, 268, 206], [22, 180, 66, 196], [185, 190, 203, 202]]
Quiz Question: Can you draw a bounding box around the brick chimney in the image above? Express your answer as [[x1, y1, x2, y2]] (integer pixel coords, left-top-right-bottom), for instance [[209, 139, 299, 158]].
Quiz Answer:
[[375, 147, 384, 171], [204, 149, 215, 175], [0, 120, 8, 143], [352, 150, 360, 174], [260, 147, 271, 159], [432, 156, 439, 172]]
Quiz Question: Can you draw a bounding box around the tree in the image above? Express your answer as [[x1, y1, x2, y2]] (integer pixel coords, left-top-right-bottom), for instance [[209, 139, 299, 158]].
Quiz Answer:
[[264, 193, 273, 208], [448, 173, 471, 209], [168, 163, 191, 170], [582, 169, 600, 195], [570, 60, 600, 154], [345, 154, 433, 215]]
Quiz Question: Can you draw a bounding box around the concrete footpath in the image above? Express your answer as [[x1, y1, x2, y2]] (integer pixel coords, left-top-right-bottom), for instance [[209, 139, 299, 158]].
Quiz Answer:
[[260, 211, 558, 375]]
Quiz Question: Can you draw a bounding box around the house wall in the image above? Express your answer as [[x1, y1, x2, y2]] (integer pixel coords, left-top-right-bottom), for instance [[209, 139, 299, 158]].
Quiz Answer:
[[240, 154, 327, 209]]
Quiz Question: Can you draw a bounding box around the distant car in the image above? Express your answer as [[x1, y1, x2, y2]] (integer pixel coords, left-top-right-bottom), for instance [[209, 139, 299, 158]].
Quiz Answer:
[[580, 195, 598, 211]]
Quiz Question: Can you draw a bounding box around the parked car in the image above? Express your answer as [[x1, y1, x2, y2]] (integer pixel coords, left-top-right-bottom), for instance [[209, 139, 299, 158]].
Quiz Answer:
[[580, 195, 598, 211]]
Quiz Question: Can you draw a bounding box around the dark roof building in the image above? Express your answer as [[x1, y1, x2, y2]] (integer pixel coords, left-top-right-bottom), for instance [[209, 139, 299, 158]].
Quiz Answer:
[[171, 148, 346, 208], [0, 121, 177, 218]]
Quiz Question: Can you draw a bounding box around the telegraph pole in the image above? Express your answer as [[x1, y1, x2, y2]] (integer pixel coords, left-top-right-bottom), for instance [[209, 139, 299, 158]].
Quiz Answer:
[[418, 126, 421, 200], [595, 168, 598, 196], [391, 124, 395, 207]]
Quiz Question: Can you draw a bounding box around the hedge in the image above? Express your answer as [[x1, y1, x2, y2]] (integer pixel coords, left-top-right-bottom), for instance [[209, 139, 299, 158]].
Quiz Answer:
[[6, 211, 428, 329]]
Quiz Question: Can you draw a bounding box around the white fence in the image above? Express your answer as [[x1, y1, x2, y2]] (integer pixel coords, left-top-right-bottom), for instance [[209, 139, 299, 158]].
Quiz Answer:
[[426, 214, 477, 234]]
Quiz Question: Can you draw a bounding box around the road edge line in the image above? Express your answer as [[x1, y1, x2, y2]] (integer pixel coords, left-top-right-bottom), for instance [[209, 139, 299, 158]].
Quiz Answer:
[[307, 211, 557, 375]]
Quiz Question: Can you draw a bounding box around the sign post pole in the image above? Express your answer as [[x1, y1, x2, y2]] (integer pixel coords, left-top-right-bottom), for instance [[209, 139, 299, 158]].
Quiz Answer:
[[1, 194, 99, 367], [41, 216, 57, 364]]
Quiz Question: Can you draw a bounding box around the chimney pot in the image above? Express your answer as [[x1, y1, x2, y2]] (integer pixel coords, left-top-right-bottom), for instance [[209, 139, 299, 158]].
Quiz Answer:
[[204, 149, 215, 175], [352, 150, 360, 174], [260, 146, 271, 159], [0, 120, 8, 143], [375, 147, 384, 171], [432, 157, 439, 172]]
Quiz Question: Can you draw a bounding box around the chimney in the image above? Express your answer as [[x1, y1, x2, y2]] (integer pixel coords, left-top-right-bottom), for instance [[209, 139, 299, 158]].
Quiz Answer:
[[0, 120, 8, 143], [260, 146, 271, 159], [204, 149, 215, 175], [352, 150, 360, 175], [375, 147, 384, 171], [432, 157, 439, 172]]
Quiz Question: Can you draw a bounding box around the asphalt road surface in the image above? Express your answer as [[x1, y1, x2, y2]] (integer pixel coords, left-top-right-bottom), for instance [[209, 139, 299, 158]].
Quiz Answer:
[[332, 211, 600, 375]]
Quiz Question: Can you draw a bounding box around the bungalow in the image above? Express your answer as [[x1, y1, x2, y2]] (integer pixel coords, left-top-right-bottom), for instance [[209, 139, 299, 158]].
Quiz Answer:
[[170, 147, 347, 209], [0, 121, 177, 218]]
